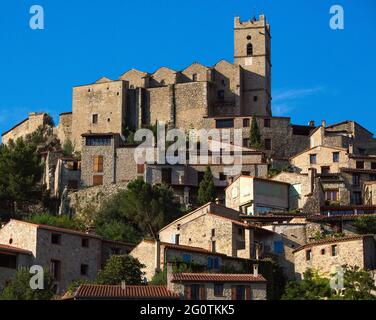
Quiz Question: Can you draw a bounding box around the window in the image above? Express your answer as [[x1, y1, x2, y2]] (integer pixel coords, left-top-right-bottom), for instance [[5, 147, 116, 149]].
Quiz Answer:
[[81, 264, 89, 276], [306, 249, 312, 261], [162, 168, 172, 184], [264, 118, 271, 128], [309, 154, 317, 164], [51, 233, 61, 245], [207, 257, 214, 269], [356, 161, 365, 169], [211, 241, 216, 253], [182, 254, 191, 263], [372, 162, 376, 170], [51, 260, 61, 281], [246, 43, 253, 56], [353, 191, 362, 205], [82, 238, 89, 248], [93, 155, 104, 173], [160, 80, 165, 85], [92, 114, 98, 124], [243, 118, 250, 127], [175, 234, 180, 245], [333, 152, 339, 163], [213, 257, 220, 269], [215, 119, 234, 129], [86, 136, 111, 146], [110, 247, 121, 255], [0, 253, 17, 269], [370, 174, 376, 181], [219, 173, 226, 181], [273, 241, 284, 254], [93, 175, 103, 186], [238, 228, 243, 236], [264, 139, 272, 151], [321, 166, 330, 174], [192, 74, 197, 82], [214, 283, 224, 297], [243, 138, 250, 148], [325, 190, 338, 201], [197, 171, 205, 184], [211, 229, 215, 237], [353, 174, 360, 186], [191, 284, 200, 300], [253, 95, 258, 102], [217, 90, 225, 101], [236, 285, 246, 300], [331, 245, 338, 256], [137, 164, 145, 174], [321, 249, 326, 255]]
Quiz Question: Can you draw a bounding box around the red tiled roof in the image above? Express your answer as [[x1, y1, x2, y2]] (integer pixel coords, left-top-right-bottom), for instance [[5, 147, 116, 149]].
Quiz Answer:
[[293, 234, 374, 253], [75, 284, 179, 299], [0, 244, 32, 255], [172, 273, 266, 282]]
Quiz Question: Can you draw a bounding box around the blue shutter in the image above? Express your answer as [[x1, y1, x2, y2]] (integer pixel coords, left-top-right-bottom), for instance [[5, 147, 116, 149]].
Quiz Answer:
[[273, 241, 284, 253], [213, 257, 220, 269], [207, 257, 213, 269]]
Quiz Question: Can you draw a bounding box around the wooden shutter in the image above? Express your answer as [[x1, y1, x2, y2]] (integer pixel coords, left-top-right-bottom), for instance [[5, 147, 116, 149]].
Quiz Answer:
[[199, 285, 206, 300], [184, 285, 191, 300], [93, 156, 104, 173], [93, 175, 103, 186], [245, 286, 252, 300], [231, 286, 236, 300]]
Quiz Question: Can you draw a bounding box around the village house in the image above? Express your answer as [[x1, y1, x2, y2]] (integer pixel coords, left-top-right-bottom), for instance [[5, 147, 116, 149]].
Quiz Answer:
[[293, 234, 376, 280], [0, 220, 133, 293]]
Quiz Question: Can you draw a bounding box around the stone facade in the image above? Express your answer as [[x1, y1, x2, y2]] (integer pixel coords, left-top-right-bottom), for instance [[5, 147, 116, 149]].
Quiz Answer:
[[0, 220, 132, 294], [57, 112, 73, 145], [1, 112, 50, 144], [293, 235, 376, 280]]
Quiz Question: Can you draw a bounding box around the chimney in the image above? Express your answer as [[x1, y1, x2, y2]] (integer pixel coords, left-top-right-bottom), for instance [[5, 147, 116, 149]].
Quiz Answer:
[[121, 281, 126, 290], [308, 168, 317, 194], [166, 262, 174, 291], [321, 120, 326, 128], [215, 198, 221, 205], [253, 264, 259, 277], [348, 144, 354, 154], [308, 120, 315, 127], [154, 238, 161, 273]]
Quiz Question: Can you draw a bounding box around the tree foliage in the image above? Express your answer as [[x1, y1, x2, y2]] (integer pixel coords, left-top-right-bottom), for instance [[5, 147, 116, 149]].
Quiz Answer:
[[0, 267, 55, 300], [96, 255, 145, 285], [26, 212, 85, 231], [95, 179, 180, 242], [353, 216, 376, 235], [197, 166, 216, 205], [62, 139, 74, 156], [249, 116, 262, 149]]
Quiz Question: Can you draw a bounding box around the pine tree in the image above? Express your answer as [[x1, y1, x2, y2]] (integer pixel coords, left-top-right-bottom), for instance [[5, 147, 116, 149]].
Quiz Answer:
[[197, 166, 216, 205], [249, 116, 262, 149]]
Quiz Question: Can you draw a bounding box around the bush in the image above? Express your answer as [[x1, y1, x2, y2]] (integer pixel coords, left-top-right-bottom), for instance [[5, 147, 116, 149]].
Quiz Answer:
[[26, 213, 86, 231]]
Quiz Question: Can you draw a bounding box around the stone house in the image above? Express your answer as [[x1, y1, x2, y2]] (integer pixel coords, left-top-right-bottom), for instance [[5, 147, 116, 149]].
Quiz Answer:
[[0, 244, 32, 290], [225, 176, 290, 215], [293, 234, 376, 280], [130, 238, 251, 283], [167, 263, 267, 300], [0, 220, 133, 293]]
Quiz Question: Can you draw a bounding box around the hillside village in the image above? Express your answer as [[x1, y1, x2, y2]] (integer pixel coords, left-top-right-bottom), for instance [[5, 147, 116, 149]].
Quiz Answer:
[[0, 15, 375, 300]]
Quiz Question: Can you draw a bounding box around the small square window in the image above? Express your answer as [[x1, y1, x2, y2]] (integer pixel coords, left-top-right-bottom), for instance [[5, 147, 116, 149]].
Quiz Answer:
[[264, 139, 272, 151], [81, 264, 89, 276], [321, 166, 330, 174], [243, 138, 249, 148], [219, 173, 226, 181], [333, 152, 339, 163], [356, 161, 364, 169], [51, 234, 61, 245], [320, 248, 325, 255], [264, 119, 271, 128], [253, 96, 258, 102], [310, 154, 317, 164], [82, 238, 89, 248], [372, 162, 376, 170], [331, 245, 337, 257], [243, 118, 250, 127], [92, 114, 98, 124], [192, 74, 197, 82]]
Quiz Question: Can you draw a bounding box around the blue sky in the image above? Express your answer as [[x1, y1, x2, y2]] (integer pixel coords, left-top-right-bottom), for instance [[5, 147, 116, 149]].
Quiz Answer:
[[0, 0, 375, 135]]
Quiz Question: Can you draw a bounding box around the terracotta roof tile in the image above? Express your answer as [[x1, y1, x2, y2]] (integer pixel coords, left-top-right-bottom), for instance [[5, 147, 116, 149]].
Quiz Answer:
[[172, 273, 266, 282], [75, 284, 179, 299], [0, 244, 32, 255]]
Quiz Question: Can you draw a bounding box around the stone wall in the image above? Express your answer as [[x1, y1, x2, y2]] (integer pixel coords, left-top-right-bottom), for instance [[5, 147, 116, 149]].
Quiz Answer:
[[57, 112, 73, 145]]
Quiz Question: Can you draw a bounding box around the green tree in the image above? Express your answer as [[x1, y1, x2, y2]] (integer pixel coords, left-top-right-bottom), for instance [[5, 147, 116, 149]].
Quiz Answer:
[[96, 255, 145, 285], [339, 265, 376, 300], [0, 267, 55, 300], [26, 212, 85, 231], [62, 139, 74, 156], [282, 269, 332, 300], [197, 166, 216, 205], [353, 216, 376, 234], [249, 116, 262, 149], [94, 179, 180, 241], [0, 138, 43, 214]]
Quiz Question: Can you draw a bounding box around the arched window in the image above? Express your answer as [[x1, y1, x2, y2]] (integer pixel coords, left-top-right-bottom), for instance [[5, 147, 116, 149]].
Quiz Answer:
[[247, 43, 253, 56]]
